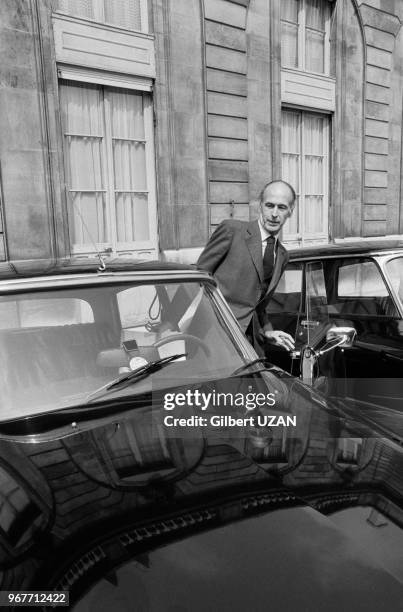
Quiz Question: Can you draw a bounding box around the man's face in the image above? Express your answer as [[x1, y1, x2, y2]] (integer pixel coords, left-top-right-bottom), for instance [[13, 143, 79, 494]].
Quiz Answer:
[[259, 184, 294, 235]]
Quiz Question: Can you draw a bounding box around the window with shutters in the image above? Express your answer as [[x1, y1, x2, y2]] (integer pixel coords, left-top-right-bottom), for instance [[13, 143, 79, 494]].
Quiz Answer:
[[281, 0, 332, 76], [281, 109, 329, 244], [57, 0, 148, 33], [60, 81, 157, 256]]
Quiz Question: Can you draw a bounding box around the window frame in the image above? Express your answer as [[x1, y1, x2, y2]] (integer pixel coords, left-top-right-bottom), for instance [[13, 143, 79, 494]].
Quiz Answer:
[[60, 81, 158, 257], [281, 0, 332, 76], [281, 108, 330, 244]]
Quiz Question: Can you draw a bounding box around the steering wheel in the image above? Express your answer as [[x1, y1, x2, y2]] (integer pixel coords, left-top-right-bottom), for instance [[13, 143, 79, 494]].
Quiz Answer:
[[153, 333, 211, 357]]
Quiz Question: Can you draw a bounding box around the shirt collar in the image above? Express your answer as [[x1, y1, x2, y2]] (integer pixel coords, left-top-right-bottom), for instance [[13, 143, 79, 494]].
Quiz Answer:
[[258, 218, 278, 245]]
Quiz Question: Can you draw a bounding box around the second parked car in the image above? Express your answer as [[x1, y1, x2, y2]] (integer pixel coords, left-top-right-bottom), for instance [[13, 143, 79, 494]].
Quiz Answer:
[[263, 239, 403, 414]]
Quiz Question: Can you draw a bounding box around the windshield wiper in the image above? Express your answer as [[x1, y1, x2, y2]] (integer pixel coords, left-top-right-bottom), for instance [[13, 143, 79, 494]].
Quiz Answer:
[[230, 358, 270, 377], [86, 353, 187, 403]]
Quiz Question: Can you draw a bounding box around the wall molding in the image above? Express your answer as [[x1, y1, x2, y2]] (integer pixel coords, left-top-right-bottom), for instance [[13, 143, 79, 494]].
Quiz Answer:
[[52, 13, 156, 77]]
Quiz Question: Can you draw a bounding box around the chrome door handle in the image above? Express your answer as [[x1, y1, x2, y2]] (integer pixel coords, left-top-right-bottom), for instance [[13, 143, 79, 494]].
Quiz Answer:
[[301, 320, 320, 328]]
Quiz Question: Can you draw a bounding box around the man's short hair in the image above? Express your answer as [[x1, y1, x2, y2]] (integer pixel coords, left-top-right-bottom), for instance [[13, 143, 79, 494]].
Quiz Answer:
[[259, 180, 297, 208]]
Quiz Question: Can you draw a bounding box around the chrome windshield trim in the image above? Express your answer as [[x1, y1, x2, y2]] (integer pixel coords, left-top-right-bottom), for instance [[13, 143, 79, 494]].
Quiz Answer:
[[0, 270, 216, 293], [289, 249, 403, 262]]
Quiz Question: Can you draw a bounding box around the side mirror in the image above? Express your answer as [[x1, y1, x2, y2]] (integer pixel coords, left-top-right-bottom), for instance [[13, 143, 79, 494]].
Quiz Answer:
[[325, 326, 356, 349], [301, 327, 356, 386]]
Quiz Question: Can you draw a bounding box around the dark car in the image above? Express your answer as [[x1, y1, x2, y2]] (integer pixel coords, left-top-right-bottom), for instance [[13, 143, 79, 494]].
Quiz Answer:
[[0, 258, 402, 610], [264, 239, 403, 416]]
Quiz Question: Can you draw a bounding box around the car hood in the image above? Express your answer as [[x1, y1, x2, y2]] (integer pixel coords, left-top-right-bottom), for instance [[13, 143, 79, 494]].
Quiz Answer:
[[0, 371, 402, 609], [73, 503, 403, 612]]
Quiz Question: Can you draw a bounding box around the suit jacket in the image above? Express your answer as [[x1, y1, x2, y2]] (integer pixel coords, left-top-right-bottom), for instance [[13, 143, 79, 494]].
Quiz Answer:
[[197, 219, 289, 338]]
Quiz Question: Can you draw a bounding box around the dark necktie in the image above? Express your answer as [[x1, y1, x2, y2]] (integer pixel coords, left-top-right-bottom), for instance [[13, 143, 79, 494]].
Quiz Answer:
[[262, 235, 275, 290]]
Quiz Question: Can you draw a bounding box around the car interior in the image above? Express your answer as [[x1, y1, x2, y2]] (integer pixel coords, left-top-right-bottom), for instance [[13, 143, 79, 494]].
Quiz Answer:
[[0, 280, 246, 418]]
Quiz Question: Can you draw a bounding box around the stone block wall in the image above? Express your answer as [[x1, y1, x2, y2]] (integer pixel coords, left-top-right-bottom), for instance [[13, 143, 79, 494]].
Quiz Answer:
[[357, 0, 403, 237], [204, 0, 250, 230], [0, 0, 65, 261], [1, 0, 403, 261], [153, 0, 208, 253]]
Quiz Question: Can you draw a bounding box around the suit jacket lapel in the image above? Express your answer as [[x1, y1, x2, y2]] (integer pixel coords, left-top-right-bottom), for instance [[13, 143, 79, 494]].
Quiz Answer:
[[245, 220, 263, 282], [266, 240, 287, 295]]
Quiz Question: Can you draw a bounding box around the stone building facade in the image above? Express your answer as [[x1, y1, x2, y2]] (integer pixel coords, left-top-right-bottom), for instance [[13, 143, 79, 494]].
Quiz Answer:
[[0, 0, 402, 263]]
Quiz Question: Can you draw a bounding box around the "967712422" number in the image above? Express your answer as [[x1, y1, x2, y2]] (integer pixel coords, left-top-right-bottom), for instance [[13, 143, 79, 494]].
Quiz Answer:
[[0, 592, 69, 607]]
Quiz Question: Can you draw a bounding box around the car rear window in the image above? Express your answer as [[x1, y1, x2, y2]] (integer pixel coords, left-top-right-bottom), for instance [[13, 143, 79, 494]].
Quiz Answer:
[[338, 261, 388, 298], [0, 298, 94, 329], [336, 259, 398, 317], [302, 258, 399, 318]]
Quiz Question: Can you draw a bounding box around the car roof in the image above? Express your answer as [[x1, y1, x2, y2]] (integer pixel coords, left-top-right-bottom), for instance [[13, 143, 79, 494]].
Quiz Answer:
[[0, 257, 206, 282], [287, 238, 403, 260]]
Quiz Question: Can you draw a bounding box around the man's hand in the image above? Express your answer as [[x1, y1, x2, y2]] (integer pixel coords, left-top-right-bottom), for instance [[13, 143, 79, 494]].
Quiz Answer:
[[264, 330, 295, 351]]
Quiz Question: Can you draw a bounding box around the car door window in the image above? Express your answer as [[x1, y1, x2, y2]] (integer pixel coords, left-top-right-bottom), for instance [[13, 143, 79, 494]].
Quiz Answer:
[[306, 262, 328, 317], [266, 263, 303, 313], [335, 259, 398, 317], [302, 261, 331, 347]]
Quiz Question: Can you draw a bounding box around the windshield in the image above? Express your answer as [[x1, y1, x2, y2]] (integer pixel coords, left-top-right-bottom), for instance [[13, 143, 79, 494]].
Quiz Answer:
[[385, 257, 403, 307], [0, 280, 250, 420]]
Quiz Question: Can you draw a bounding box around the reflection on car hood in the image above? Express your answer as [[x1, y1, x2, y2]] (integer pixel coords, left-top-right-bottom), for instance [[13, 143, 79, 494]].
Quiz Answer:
[[0, 375, 402, 610], [75, 505, 403, 612]]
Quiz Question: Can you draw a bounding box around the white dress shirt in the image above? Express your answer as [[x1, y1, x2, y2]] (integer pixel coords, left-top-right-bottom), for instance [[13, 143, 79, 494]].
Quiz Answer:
[[257, 218, 277, 260]]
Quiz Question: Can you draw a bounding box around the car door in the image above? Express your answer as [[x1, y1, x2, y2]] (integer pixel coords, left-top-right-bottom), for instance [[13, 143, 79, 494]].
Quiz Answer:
[[304, 256, 403, 409]]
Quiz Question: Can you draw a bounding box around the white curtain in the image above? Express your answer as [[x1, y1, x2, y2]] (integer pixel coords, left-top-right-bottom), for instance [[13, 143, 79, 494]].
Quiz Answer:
[[58, 0, 142, 31], [58, 0, 94, 19], [305, 29, 325, 73], [281, 0, 299, 69], [282, 110, 328, 238], [113, 141, 146, 192], [305, 0, 329, 73], [60, 83, 107, 245], [110, 89, 145, 140], [104, 0, 142, 31], [305, 0, 326, 29], [61, 84, 150, 248], [304, 115, 324, 235], [110, 90, 149, 243], [282, 111, 300, 236], [115, 194, 149, 242]]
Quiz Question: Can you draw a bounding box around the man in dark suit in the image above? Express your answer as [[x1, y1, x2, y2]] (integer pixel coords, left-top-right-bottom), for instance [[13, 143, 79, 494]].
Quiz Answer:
[[197, 180, 296, 354]]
